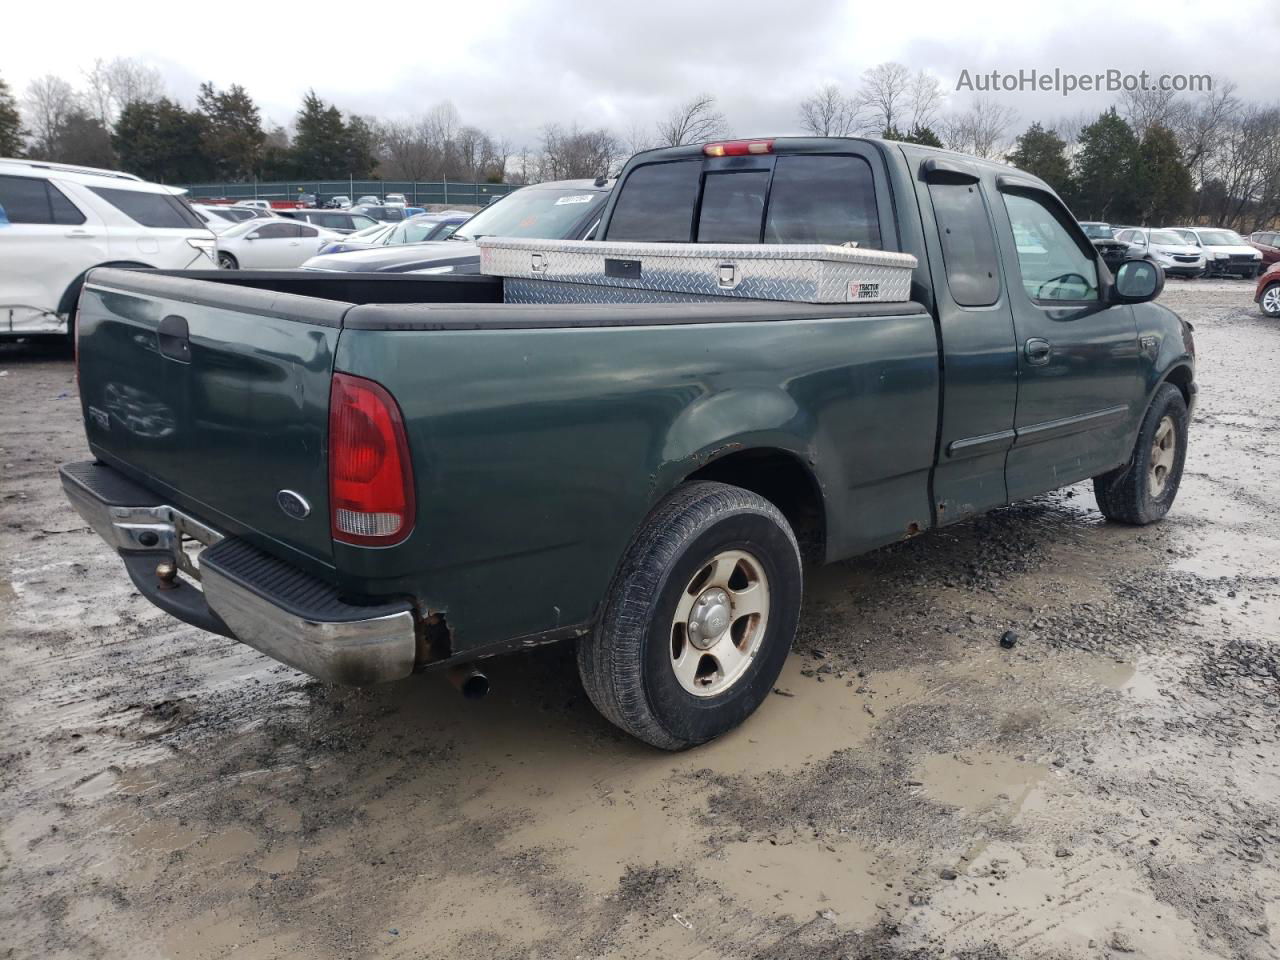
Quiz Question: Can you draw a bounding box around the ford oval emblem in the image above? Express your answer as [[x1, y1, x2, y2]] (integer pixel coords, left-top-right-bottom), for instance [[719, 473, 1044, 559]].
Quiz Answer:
[[276, 490, 311, 520]]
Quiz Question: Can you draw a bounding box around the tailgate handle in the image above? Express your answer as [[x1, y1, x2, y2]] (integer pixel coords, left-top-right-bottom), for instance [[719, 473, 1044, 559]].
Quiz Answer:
[[157, 315, 192, 364]]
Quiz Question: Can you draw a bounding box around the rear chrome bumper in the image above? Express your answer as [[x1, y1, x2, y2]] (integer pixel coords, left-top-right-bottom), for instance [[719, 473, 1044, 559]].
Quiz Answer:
[[60, 461, 418, 685]]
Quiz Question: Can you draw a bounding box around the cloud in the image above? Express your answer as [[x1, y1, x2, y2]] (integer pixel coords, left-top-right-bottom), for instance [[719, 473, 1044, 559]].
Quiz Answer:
[[3, 0, 1276, 147]]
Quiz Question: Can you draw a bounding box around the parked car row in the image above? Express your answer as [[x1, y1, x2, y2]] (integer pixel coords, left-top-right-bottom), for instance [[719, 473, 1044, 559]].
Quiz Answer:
[[1077, 219, 1267, 280], [302, 178, 613, 273]]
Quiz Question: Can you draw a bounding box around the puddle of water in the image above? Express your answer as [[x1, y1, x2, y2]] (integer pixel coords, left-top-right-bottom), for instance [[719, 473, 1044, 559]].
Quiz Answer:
[[709, 837, 886, 926], [449, 658, 923, 894]]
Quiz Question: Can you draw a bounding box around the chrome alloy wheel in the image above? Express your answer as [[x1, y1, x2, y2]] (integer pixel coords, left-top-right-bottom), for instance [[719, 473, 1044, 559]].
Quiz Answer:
[[670, 549, 770, 698], [1262, 285, 1280, 317], [1148, 416, 1177, 498]]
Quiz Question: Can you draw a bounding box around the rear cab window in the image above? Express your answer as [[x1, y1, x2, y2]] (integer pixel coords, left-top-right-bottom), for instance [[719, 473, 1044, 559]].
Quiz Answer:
[[89, 186, 204, 229], [603, 149, 885, 251]]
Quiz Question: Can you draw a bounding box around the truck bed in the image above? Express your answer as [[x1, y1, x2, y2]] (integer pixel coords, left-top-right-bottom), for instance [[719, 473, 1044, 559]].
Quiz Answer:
[[74, 266, 939, 662]]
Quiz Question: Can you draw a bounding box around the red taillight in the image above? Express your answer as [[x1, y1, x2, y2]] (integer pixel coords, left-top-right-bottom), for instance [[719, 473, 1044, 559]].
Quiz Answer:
[[703, 139, 774, 157], [329, 372, 414, 547]]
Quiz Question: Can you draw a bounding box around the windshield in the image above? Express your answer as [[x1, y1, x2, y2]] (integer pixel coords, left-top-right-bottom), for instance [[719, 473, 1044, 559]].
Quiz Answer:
[[1197, 229, 1245, 246], [1149, 230, 1186, 245], [397, 219, 449, 243], [451, 186, 606, 241], [348, 223, 393, 242], [1080, 223, 1113, 239]]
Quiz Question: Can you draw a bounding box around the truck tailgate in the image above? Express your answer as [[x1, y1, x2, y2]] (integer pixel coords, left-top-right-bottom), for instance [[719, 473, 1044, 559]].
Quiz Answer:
[[75, 268, 348, 568]]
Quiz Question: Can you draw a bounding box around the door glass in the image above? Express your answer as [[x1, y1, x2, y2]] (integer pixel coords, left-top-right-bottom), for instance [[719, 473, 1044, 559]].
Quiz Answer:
[[928, 181, 1000, 306], [1002, 192, 1099, 302], [0, 175, 59, 223], [254, 222, 295, 239]]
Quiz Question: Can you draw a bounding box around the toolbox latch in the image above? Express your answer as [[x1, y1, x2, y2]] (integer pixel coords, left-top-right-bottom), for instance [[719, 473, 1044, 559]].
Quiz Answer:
[[717, 263, 739, 289], [530, 253, 546, 274]]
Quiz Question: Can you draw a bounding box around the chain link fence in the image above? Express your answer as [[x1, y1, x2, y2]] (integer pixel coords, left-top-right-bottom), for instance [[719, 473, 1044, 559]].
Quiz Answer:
[[177, 180, 519, 207]]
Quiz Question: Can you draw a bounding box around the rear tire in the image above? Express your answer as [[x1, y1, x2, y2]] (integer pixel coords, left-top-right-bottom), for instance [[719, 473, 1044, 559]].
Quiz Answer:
[[1093, 384, 1188, 525], [577, 481, 802, 750]]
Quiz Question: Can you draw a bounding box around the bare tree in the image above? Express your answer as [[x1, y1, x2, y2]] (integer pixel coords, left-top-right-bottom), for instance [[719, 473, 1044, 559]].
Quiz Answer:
[[23, 75, 77, 157], [83, 58, 164, 126], [906, 70, 944, 132], [655, 94, 728, 147], [1047, 111, 1092, 147], [624, 121, 655, 156], [857, 62, 912, 132], [1172, 81, 1239, 187], [798, 84, 861, 137], [1203, 104, 1280, 230], [537, 124, 621, 180], [938, 97, 1019, 159], [1118, 86, 1181, 139]]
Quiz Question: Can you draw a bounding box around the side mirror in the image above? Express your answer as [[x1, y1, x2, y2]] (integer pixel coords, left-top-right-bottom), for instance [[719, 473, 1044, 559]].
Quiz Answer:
[[1111, 258, 1163, 303]]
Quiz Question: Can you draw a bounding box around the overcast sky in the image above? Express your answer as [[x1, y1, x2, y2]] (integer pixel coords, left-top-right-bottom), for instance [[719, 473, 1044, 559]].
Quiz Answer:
[[6, 0, 1279, 146]]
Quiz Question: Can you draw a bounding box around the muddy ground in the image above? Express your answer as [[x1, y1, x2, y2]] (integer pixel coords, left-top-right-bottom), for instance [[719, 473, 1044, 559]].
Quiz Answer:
[[1, 279, 1278, 960]]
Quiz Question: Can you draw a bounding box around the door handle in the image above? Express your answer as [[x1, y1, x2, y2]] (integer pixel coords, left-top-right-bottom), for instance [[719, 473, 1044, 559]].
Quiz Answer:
[[65, 230, 95, 238], [1024, 338, 1052, 365], [157, 314, 191, 364]]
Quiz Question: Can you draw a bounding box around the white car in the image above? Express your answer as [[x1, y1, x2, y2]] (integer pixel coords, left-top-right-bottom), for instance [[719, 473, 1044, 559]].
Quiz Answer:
[[1167, 227, 1264, 278], [192, 204, 258, 235], [236, 199, 277, 212], [215, 219, 341, 269], [0, 158, 217, 338], [384, 193, 408, 207], [1113, 228, 1206, 278]]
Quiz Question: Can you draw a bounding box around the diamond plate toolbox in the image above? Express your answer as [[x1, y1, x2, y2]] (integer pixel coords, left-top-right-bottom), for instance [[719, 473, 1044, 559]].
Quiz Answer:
[[478, 237, 918, 304]]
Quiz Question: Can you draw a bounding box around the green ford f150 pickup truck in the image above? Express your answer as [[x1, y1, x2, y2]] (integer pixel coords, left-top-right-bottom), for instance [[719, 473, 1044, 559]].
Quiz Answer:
[[61, 137, 1196, 749]]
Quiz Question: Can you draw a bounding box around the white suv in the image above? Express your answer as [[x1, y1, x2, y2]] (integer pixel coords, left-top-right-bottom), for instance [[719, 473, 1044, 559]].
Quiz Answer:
[[0, 159, 217, 338]]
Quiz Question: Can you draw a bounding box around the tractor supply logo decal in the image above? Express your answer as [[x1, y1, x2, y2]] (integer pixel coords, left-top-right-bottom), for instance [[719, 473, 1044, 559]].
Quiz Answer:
[[849, 281, 880, 301]]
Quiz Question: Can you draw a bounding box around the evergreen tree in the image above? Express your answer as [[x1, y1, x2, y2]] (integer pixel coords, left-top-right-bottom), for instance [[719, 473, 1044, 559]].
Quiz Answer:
[[197, 82, 265, 181], [882, 125, 942, 147], [113, 99, 211, 182], [1135, 124, 1193, 224], [1007, 122, 1072, 197], [1072, 109, 1141, 221], [52, 109, 114, 167], [0, 73, 23, 156], [341, 115, 379, 179], [291, 90, 350, 178]]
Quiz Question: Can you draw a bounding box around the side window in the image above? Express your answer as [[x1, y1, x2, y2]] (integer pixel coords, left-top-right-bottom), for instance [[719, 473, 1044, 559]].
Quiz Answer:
[[298, 225, 318, 238], [927, 180, 1000, 307], [697, 171, 769, 243], [48, 182, 86, 225], [1002, 191, 1099, 302], [254, 222, 296, 239], [89, 187, 204, 229], [0, 175, 85, 225], [765, 155, 881, 247], [605, 160, 701, 241]]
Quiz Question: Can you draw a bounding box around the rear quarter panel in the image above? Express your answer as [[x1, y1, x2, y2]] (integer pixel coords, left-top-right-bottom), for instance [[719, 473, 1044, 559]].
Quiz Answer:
[[333, 312, 939, 655]]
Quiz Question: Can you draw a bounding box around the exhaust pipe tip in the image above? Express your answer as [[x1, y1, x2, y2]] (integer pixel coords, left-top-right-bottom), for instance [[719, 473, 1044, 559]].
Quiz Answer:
[[448, 664, 489, 700]]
